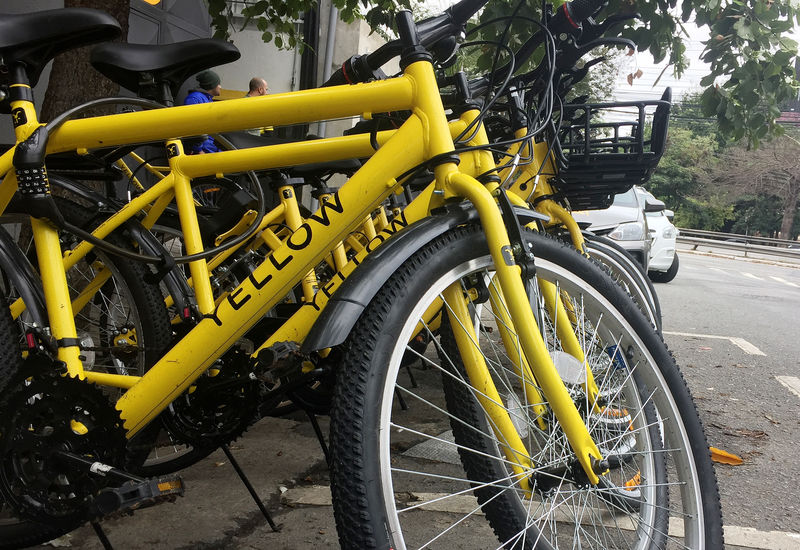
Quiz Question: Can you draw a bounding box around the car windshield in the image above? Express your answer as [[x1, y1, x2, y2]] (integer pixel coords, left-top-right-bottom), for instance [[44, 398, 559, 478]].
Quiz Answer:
[[612, 189, 638, 208]]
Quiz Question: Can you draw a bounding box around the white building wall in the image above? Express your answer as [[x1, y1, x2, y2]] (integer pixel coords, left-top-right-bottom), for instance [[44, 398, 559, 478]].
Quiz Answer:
[[212, 21, 302, 95], [315, 0, 399, 139]]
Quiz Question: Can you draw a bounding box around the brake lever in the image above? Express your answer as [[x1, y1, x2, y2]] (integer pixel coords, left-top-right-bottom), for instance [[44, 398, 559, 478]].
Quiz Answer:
[[555, 56, 608, 95], [597, 12, 640, 35]]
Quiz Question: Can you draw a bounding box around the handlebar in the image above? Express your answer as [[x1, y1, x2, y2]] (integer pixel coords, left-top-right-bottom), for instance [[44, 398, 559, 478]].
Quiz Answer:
[[548, 0, 606, 34], [450, 0, 612, 99], [324, 0, 607, 87], [324, 0, 490, 86]]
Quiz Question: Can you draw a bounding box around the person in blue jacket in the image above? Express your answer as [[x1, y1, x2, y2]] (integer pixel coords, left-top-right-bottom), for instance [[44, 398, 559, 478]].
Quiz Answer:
[[183, 70, 222, 154]]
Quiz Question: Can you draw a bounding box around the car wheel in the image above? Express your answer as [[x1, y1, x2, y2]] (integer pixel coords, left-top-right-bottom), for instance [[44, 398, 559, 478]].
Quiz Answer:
[[649, 253, 679, 283]]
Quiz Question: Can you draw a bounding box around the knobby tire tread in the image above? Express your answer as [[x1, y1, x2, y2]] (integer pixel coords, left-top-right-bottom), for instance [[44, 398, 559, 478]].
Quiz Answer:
[[330, 225, 723, 549]]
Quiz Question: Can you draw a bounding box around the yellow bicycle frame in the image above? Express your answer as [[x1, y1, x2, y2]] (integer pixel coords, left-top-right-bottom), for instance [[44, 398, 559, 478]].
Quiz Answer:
[[1, 59, 603, 482]]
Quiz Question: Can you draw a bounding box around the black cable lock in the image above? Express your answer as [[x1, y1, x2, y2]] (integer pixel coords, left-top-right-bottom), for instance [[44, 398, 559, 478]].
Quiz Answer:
[[12, 125, 66, 225]]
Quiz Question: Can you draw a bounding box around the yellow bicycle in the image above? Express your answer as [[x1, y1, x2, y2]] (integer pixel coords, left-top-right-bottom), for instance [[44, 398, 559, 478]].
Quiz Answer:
[[0, 1, 721, 548]]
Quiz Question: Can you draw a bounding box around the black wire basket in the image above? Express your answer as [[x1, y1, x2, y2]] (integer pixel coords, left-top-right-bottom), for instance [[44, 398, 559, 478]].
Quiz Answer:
[[552, 88, 671, 210]]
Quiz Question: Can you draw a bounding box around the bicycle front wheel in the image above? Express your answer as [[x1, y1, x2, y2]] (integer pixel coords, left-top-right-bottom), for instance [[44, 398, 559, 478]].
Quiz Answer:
[[330, 225, 722, 549]]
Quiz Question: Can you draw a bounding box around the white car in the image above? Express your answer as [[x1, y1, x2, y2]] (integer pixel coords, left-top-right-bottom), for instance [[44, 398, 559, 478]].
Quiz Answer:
[[636, 188, 679, 282], [572, 188, 652, 269]]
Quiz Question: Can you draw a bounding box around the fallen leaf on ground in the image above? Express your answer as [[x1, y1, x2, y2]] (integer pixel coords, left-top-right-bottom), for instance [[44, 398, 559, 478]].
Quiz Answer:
[[710, 447, 743, 465], [45, 535, 72, 548]]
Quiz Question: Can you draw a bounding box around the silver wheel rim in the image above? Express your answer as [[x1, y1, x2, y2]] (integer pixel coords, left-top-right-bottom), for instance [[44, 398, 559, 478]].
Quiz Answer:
[[376, 253, 704, 549]]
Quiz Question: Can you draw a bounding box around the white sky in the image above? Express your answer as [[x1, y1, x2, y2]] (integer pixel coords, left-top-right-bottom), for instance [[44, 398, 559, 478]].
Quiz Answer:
[[425, 0, 711, 101], [612, 21, 710, 104]]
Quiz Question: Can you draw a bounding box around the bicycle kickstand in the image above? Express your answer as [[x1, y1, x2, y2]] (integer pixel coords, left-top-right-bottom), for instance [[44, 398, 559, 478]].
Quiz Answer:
[[220, 444, 281, 532], [91, 521, 114, 550], [395, 387, 409, 411], [304, 409, 331, 466]]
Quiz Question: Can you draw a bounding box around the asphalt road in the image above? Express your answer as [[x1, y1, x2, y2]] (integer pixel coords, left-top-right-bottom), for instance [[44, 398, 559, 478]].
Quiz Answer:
[[657, 248, 800, 545], [27, 247, 800, 550]]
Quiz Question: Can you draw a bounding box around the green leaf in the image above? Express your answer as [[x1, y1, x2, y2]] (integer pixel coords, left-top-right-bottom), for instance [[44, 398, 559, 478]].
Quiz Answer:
[[700, 73, 716, 87], [700, 87, 721, 117]]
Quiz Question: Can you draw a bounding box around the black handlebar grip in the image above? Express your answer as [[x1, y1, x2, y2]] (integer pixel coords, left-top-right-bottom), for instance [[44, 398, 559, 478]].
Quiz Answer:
[[322, 67, 348, 87]]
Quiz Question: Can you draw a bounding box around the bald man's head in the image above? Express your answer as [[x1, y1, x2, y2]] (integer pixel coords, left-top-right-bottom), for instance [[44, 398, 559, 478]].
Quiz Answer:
[[247, 77, 268, 96]]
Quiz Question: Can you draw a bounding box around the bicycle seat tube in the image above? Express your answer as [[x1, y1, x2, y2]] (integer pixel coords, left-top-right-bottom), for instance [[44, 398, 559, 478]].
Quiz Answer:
[[3, 65, 85, 375]]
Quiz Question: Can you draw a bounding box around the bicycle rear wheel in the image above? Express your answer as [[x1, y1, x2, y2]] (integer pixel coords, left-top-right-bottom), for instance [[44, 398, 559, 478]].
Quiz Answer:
[[330, 225, 722, 549], [0, 198, 172, 547]]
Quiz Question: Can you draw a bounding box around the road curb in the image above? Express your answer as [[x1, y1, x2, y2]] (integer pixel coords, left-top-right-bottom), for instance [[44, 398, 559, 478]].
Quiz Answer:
[[678, 247, 800, 269]]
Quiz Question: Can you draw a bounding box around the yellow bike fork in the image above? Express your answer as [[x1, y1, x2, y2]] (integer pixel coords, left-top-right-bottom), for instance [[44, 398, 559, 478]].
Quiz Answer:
[[443, 169, 604, 484]]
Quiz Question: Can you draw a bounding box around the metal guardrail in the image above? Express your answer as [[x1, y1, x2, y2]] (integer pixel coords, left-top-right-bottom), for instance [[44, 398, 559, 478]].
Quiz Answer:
[[677, 228, 800, 260]]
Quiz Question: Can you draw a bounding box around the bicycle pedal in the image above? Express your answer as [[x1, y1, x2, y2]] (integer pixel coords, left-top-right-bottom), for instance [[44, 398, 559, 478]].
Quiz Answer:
[[90, 475, 184, 520], [255, 341, 302, 381]]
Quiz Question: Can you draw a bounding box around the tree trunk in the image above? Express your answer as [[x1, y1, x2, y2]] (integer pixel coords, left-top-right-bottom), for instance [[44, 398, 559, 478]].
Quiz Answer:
[[780, 176, 799, 239], [39, 0, 130, 122]]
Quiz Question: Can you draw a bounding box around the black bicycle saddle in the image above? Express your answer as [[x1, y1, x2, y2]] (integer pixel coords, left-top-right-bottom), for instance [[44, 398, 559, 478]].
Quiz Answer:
[[90, 39, 240, 104], [0, 8, 121, 87]]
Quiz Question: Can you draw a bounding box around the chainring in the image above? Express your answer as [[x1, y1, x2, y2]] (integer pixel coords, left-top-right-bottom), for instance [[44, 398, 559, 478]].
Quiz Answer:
[[161, 348, 261, 449], [0, 370, 127, 526]]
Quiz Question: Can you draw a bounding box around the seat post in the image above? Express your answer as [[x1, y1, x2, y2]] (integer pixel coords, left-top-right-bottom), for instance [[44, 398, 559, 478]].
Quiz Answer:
[[158, 81, 174, 107], [8, 63, 38, 140], [0, 63, 37, 213]]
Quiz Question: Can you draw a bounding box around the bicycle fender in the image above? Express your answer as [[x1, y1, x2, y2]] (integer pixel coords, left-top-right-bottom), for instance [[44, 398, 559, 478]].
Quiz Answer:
[[301, 204, 548, 353], [126, 222, 196, 318], [0, 225, 47, 326]]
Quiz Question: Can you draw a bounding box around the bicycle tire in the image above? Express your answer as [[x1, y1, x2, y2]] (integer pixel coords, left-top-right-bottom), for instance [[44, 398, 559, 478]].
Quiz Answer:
[[330, 225, 722, 549], [0, 197, 173, 547], [583, 232, 663, 331]]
